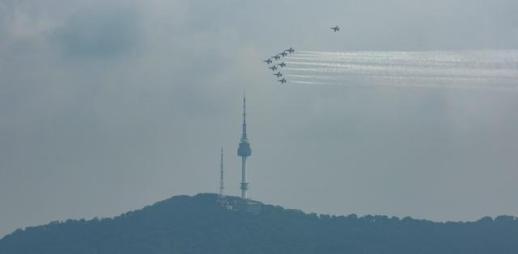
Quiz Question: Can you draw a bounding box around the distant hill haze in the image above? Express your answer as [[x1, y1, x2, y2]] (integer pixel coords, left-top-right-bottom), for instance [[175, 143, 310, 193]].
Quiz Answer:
[[1, 194, 517, 254]]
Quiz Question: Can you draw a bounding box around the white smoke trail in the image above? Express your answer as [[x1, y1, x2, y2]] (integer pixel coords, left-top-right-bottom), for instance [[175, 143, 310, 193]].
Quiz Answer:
[[289, 80, 332, 85], [280, 50, 518, 89]]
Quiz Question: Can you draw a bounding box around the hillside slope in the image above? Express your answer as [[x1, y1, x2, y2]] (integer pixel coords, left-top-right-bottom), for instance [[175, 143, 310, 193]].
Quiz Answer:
[[1, 194, 517, 254]]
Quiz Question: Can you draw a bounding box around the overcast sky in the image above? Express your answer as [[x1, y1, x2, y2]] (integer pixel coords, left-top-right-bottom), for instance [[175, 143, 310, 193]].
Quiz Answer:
[[1, 0, 518, 237]]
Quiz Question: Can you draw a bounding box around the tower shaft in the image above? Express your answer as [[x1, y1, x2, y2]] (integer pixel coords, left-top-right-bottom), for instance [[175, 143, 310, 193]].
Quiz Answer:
[[241, 157, 248, 199]]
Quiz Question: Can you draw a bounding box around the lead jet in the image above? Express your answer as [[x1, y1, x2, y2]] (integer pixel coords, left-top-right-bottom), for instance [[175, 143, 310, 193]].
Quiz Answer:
[[280, 52, 288, 57], [269, 65, 278, 71], [264, 59, 273, 64], [286, 48, 295, 53], [279, 62, 286, 68], [278, 78, 287, 84], [331, 26, 340, 32], [273, 55, 281, 60], [274, 72, 283, 78]]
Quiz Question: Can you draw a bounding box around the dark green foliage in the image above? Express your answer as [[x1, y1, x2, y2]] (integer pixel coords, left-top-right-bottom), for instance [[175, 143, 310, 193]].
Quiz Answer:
[[1, 194, 517, 254]]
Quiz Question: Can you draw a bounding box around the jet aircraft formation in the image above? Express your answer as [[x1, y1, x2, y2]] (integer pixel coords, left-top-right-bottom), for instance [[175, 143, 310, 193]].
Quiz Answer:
[[264, 47, 294, 84], [263, 26, 338, 85]]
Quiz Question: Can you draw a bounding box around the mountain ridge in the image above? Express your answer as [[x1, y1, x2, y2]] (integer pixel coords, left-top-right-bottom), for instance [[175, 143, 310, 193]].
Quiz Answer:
[[1, 193, 517, 254]]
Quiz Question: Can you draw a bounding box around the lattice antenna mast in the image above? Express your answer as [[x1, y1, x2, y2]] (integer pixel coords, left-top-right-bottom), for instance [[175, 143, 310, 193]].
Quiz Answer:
[[219, 148, 224, 197]]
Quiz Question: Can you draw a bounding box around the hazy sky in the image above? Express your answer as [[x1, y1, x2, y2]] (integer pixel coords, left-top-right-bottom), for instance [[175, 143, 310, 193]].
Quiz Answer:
[[1, 0, 518, 237]]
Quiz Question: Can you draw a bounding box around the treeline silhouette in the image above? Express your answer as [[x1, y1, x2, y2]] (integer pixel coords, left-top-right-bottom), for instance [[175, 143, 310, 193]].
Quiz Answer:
[[1, 193, 517, 254]]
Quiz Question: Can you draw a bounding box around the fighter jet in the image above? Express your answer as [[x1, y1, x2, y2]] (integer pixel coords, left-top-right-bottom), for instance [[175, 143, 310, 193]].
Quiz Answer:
[[331, 26, 340, 32], [286, 48, 295, 53], [278, 78, 287, 84], [269, 65, 278, 71], [280, 52, 288, 57], [274, 72, 283, 78], [273, 55, 281, 60], [278, 62, 286, 68], [264, 59, 273, 64]]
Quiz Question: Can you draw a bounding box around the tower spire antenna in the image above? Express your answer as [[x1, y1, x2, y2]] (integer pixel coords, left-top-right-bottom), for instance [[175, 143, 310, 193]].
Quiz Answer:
[[237, 94, 252, 199], [242, 95, 247, 139]]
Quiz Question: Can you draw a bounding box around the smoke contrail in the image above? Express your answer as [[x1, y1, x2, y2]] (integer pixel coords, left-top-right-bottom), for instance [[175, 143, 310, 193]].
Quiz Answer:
[[282, 50, 518, 89]]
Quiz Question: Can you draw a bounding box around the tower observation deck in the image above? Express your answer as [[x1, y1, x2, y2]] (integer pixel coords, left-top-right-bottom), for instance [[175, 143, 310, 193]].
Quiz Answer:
[[237, 96, 252, 199]]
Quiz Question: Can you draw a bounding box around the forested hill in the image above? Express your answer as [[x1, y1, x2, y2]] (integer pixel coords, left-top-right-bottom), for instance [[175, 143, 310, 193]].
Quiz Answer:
[[1, 194, 518, 254]]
